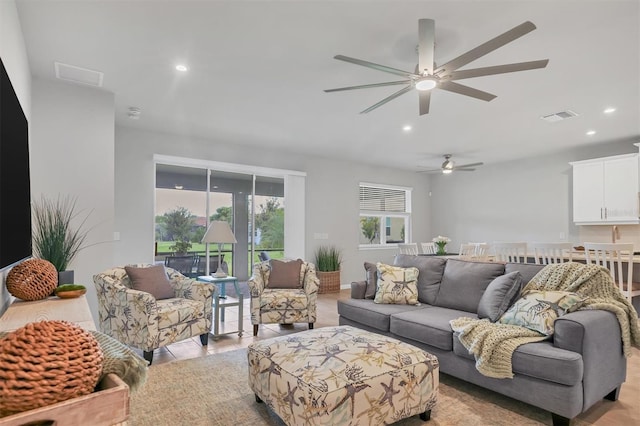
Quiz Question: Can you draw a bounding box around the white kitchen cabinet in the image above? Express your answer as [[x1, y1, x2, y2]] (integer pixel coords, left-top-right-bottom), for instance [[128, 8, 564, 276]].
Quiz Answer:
[[570, 153, 639, 225]]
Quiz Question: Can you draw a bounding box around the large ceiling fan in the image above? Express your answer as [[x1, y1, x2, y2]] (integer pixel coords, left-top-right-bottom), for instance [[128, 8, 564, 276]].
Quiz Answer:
[[325, 19, 549, 115], [418, 155, 484, 174]]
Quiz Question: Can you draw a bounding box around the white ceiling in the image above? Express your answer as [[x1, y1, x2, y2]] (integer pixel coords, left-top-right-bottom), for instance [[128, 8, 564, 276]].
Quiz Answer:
[[15, 0, 640, 170]]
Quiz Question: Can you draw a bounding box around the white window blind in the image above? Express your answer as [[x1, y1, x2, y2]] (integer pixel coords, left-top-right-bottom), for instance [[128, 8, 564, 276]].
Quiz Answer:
[[359, 185, 407, 212]]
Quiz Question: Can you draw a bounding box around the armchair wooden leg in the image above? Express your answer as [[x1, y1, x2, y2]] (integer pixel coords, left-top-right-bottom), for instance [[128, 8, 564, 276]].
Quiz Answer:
[[199, 333, 209, 346], [253, 324, 259, 336], [309, 323, 314, 330], [143, 350, 154, 365]]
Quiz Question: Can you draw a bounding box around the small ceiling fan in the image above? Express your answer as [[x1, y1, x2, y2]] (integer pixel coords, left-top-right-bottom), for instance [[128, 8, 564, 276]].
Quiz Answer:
[[418, 155, 484, 174], [325, 19, 549, 115]]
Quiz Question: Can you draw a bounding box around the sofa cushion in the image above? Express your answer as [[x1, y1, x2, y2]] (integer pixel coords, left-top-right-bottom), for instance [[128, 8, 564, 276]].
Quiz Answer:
[[364, 262, 377, 299], [337, 299, 428, 332], [393, 254, 446, 304], [390, 306, 477, 351], [125, 264, 175, 300], [374, 263, 419, 305], [434, 259, 505, 313], [477, 271, 522, 322], [453, 337, 583, 386], [499, 290, 587, 335], [505, 262, 545, 287]]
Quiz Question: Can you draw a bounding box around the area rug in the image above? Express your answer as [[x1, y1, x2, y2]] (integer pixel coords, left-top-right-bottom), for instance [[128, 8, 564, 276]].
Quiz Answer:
[[129, 349, 589, 426]]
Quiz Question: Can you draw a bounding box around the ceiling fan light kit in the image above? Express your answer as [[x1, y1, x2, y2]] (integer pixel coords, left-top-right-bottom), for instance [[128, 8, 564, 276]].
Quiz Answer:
[[326, 19, 549, 115], [415, 78, 437, 91], [419, 154, 484, 174]]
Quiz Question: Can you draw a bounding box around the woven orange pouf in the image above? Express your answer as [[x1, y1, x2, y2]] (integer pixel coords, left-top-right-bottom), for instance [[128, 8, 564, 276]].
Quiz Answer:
[[0, 320, 104, 416], [6, 258, 58, 301]]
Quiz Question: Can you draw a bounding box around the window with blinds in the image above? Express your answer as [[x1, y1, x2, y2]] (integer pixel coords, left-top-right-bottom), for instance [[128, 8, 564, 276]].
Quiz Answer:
[[359, 183, 411, 247]]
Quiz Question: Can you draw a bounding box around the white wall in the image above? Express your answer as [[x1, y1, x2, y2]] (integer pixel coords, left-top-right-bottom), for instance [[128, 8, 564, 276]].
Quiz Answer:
[[0, 0, 31, 314], [114, 126, 432, 286], [30, 78, 115, 318], [430, 139, 640, 250]]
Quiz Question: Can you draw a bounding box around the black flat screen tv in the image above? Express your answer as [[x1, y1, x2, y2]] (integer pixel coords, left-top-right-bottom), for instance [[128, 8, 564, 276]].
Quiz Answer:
[[0, 57, 32, 269]]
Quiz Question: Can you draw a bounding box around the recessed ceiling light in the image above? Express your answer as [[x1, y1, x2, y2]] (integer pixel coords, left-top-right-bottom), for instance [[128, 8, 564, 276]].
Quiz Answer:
[[603, 107, 616, 114], [586, 130, 596, 136], [175, 64, 188, 72], [403, 125, 412, 132]]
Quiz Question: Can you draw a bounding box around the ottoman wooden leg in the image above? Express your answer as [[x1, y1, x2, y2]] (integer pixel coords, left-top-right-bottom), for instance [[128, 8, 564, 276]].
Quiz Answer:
[[253, 324, 259, 336], [308, 323, 314, 329], [420, 410, 431, 421], [255, 394, 263, 403]]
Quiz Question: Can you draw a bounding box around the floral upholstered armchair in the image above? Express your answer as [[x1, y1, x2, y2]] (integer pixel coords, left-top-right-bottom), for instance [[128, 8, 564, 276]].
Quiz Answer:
[[247, 259, 319, 336], [93, 264, 215, 364]]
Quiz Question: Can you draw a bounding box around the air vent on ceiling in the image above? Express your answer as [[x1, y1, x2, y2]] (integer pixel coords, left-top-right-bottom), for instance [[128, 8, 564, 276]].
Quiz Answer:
[[54, 62, 104, 87], [540, 110, 579, 123]]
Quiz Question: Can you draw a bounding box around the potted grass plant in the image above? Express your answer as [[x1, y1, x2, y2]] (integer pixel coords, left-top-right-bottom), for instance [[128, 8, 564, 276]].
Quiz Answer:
[[32, 195, 91, 285], [314, 245, 342, 294]]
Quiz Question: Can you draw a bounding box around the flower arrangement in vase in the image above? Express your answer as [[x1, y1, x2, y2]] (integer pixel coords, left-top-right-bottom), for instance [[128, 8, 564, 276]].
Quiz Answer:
[[432, 236, 451, 255]]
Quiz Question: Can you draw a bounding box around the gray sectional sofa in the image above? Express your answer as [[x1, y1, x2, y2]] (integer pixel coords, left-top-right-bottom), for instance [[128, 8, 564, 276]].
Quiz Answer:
[[337, 254, 628, 425]]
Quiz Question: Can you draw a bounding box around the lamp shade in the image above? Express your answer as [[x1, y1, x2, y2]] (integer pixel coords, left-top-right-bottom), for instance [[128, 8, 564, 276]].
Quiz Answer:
[[201, 221, 237, 244]]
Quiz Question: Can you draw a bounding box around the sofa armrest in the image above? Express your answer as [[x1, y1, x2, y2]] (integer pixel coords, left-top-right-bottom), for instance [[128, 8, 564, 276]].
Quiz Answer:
[[554, 310, 627, 410], [351, 281, 367, 299]]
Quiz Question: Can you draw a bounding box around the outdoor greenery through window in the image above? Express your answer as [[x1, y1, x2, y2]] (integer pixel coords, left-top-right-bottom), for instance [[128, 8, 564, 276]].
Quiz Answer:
[[359, 183, 411, 247]]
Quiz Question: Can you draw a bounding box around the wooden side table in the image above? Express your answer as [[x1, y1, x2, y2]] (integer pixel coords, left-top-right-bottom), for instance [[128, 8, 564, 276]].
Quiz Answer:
[[197, 275, 244, 338]]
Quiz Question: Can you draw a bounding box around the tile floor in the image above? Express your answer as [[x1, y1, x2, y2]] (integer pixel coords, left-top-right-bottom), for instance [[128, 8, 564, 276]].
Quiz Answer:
[[139, 289, 640, 425]]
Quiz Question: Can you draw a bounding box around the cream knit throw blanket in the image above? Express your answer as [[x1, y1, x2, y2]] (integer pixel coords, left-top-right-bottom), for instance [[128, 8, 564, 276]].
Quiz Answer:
[[450, 262, 640, 379]]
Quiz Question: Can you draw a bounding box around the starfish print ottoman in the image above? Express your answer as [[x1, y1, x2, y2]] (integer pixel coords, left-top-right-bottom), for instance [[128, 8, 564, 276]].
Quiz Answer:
[[247, 325, 438, 425]]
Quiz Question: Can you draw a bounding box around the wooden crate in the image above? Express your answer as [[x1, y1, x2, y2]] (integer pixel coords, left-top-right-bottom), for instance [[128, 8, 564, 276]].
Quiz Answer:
[[0, 374, 129, 426]]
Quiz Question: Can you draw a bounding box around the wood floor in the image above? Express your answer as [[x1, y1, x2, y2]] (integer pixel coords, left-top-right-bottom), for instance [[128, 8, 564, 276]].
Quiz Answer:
[[143, 290, 640, 425]]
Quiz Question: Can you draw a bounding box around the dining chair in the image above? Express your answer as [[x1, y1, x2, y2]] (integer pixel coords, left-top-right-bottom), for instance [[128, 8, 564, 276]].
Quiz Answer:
[[530, 242, 573, 264], [398, 243, 419, 255], [492, 242, 528, 263], [420, 242, 436, 255], [584, 242, 639, 302], [459, 243, 489, 261], [164, 255, 198, 278]]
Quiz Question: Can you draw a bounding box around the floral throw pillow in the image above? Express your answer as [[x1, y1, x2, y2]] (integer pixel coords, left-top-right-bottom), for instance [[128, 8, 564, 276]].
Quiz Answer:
[[498, 290, 587, 335], [374, 263, 419, 305]]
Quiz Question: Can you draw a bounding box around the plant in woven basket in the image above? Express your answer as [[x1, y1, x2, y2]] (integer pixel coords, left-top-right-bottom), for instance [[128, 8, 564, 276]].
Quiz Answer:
[[314, 245, 342, 294], [314, 245, 342, 272], [32, 195, 92, 272]]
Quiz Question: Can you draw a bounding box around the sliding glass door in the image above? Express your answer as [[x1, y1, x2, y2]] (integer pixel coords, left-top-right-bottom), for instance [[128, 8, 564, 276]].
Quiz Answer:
[[155, 161, 288, 280]]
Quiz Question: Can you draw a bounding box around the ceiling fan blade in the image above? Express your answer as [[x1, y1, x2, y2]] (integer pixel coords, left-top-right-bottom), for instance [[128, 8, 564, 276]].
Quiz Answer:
[[435, 21, 537, 76], [418, 19, 435, 75], [324, 80, 411, 93], [334, 55, 415, 78], [419, 90, 431, 115], [360, 85, 413, 114], [453, 162, 484, 169], [452, 168, 476, 171], [416, 168, 442, 173], [448, 59, 549, 80], [439, 81, 497, 102]]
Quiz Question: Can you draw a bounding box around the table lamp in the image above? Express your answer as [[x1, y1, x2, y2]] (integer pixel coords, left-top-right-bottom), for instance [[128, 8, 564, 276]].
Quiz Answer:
[[201, 221, 237, 277]]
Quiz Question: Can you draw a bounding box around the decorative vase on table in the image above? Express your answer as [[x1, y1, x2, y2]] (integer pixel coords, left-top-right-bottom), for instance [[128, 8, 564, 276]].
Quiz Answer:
[[432, 236, 451, 256]]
